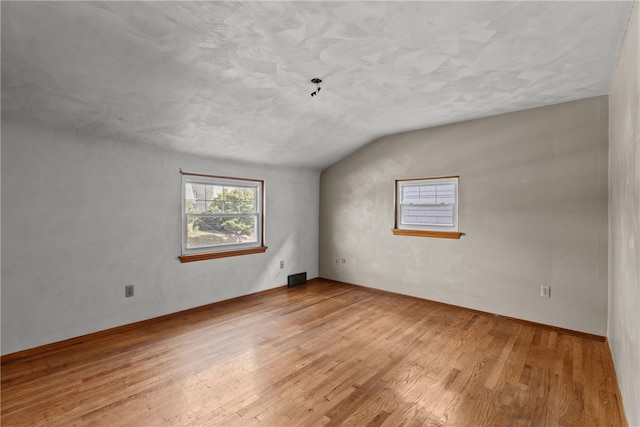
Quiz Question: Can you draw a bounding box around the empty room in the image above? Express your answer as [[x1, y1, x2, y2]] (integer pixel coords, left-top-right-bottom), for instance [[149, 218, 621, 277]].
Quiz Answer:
[[1, 1, 639, 426]]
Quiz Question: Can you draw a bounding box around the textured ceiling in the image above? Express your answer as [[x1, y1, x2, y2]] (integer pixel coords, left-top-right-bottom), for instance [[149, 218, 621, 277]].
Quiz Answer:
[[1, 1, 634, 169]]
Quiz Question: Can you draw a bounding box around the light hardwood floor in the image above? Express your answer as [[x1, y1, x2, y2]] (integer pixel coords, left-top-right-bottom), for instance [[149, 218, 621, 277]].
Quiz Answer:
[[1, 279, 626, 426]]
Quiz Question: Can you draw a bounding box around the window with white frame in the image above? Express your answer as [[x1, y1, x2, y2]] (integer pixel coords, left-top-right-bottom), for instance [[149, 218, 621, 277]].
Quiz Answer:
[[393, 176, 461, 239], [180, 172, 266, 262]]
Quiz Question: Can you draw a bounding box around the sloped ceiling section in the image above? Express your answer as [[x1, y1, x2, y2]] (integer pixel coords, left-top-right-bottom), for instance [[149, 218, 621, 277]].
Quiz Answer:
[[1, 1, 634, 169]]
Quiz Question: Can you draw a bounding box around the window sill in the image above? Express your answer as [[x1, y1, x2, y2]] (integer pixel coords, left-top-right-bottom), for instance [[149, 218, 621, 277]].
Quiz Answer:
[[392, 229, 462, 239], [179, 246, 268, 263]]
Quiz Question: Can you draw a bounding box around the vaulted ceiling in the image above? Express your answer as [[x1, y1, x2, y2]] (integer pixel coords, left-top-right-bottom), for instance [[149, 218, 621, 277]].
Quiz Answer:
[[1, 1, 634, 169]]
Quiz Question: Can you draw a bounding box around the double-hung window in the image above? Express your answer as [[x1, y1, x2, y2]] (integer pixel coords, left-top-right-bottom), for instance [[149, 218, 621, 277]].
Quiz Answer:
[[393, 176, 461, 239], [180, 172, 266, 262]]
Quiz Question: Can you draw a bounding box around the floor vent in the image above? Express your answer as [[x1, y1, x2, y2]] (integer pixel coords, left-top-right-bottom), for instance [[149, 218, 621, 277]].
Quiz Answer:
[[288, 272, 307, 288]]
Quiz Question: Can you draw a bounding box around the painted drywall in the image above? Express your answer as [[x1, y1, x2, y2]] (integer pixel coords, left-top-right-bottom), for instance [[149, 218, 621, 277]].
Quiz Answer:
[[1, 122, 319, 355], [320, 97, 609, 336], [609, 1, 640, 425]]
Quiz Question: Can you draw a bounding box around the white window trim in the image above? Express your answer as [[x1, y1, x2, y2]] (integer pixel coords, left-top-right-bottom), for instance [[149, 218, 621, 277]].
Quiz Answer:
[[393, 176, 461, 239], [180, 172, 266, 262]]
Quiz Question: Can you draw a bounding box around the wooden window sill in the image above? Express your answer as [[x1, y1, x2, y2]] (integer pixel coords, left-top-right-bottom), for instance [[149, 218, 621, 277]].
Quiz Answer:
[[179, 246, 268, 263], [392, 229, 462, 239]]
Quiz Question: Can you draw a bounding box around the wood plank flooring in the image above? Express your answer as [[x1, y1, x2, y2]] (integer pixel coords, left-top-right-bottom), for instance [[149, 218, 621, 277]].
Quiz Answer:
[[1, 279, 626, 426]]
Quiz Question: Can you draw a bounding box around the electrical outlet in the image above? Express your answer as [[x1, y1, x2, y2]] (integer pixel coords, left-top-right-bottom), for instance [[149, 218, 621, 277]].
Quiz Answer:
[[280, 260, 284, 269], [540, 285, 551, 298], [335, 257, 339, 264], [341, 258, 346, 264], [125, 284, 134, 298]]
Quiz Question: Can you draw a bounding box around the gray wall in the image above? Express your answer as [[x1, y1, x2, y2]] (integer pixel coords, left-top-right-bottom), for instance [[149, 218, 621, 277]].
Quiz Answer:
[[320, 96, 609, 336], [609, 1, 640, 425], [1, 121, 319, 355]]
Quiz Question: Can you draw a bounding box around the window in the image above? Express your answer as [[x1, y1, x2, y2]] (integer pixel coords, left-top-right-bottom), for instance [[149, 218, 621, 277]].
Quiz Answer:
[[180, 172, 266, 262], [393, 176, 461, 239]]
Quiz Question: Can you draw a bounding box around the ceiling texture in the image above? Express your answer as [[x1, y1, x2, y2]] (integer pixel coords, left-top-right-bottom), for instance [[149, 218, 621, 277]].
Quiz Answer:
[[1, 1, 634, 169]]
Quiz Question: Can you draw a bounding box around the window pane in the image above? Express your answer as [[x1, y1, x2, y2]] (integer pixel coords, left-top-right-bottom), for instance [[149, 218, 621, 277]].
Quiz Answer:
[[209, 198, 224, 213], [403, 186, 421, 204], [221, 186, 256, 214], [239, 187, 257, 212], [403, 184, 455, 205], [205, 185, 215, 201], [402, 205, 454, 226], [434, 184, 455, 204], [185, 183, 196, 202], [187, 215, 257, 249], [186, 183, 206, 213]]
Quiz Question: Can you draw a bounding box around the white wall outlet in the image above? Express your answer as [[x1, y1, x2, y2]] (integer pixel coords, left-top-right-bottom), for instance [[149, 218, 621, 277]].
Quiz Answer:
[[540, 285, 551, 298], [125, 284, 134, 298], [341, 258, 346, 264], [280, 260, 284, 269]]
